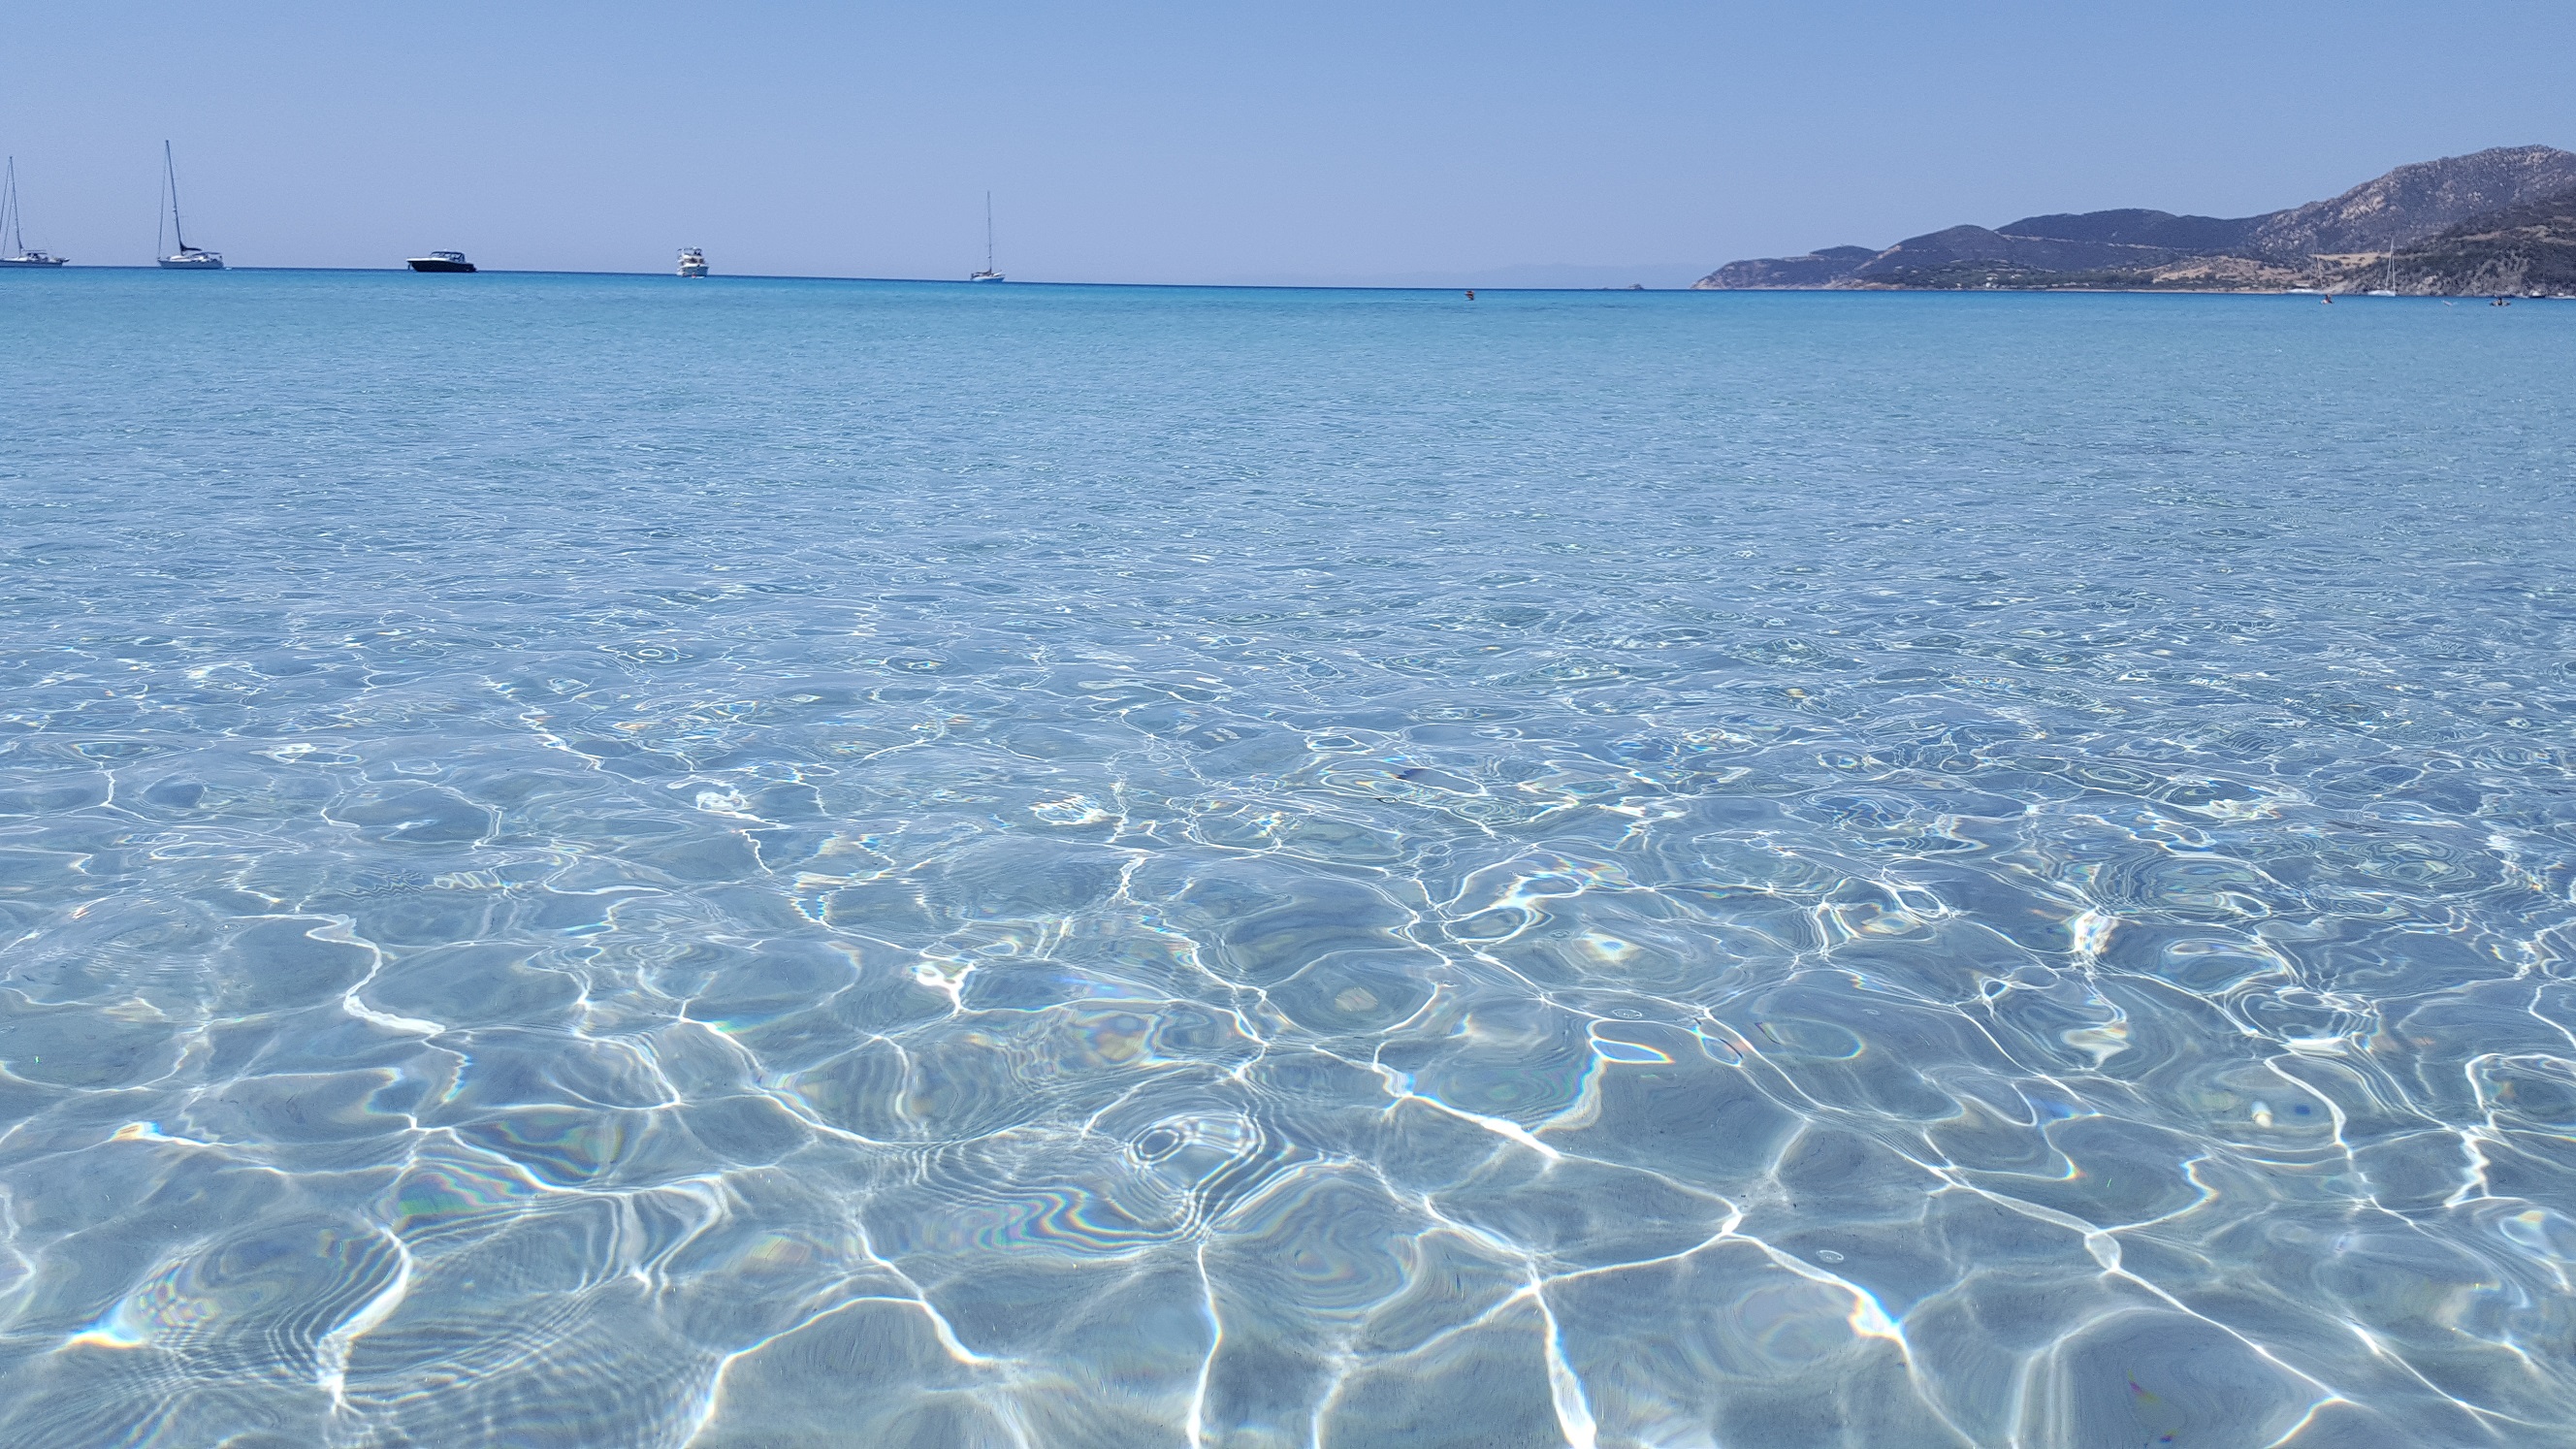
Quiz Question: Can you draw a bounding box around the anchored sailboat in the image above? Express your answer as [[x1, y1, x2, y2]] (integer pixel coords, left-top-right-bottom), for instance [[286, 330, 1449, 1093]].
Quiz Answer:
[[156, 142, 223, 270], [0, 158, 68, 267], [968, 191, 1004, 282]]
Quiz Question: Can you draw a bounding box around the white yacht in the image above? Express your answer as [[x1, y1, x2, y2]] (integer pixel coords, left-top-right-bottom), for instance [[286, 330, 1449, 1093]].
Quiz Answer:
[[967, 191, 1004, 281], [678, 247, 708, 277], [0, 158, 67, 267], [156, 142, 223, 270]]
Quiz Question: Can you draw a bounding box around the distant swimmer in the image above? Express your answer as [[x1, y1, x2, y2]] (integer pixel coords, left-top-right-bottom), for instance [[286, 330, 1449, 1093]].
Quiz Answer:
[[1465, 290, 1475, 301]]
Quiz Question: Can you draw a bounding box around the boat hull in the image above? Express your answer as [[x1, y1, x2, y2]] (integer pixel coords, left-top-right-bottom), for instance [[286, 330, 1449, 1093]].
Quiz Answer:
[[0, 256, 66, 268], [159, 255, 224, 270], [407, 259, 476, 273]]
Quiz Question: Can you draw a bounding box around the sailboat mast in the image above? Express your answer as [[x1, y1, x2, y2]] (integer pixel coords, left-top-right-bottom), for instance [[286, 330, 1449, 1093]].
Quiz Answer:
[[984, 191, 994, 274], [165, 141, 189, 253], [4, 158, 20, 256]]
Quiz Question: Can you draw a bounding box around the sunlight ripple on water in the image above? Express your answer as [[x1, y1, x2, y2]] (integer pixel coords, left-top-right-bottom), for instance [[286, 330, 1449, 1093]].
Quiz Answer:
[[1, 272, 2573, 1446]]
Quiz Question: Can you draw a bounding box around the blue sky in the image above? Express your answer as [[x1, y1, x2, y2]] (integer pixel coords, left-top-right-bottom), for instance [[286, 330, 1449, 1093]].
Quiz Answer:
[[7, 1, 2574, 283]]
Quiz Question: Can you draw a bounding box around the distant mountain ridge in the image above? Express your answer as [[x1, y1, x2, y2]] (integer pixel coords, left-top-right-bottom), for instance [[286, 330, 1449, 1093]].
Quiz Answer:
[[1696, 145, 2576, 293], [1993, 209, 2259, 252]]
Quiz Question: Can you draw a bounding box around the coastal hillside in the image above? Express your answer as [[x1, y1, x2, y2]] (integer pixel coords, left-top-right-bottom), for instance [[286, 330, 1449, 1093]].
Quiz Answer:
[[2245, 145, 2576, 259], [1695, 145, 2576, 292], [2378, 184, 2576, 294]]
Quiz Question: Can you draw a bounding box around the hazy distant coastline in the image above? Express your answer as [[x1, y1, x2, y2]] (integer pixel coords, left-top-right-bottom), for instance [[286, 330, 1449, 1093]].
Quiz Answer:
[[1695, 145, 2576, 296]]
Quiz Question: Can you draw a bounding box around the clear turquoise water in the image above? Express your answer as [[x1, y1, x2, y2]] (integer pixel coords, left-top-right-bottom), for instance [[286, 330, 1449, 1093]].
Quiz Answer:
[[3, 270, 2574, 1447]]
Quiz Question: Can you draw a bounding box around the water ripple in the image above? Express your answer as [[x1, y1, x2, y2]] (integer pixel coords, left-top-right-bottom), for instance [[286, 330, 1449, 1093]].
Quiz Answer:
[[0, 273, 2572, 1444]]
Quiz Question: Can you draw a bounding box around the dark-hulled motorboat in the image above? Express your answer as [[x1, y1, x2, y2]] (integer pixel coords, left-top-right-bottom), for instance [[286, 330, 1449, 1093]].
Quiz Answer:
[[406, 251, 476, 274]]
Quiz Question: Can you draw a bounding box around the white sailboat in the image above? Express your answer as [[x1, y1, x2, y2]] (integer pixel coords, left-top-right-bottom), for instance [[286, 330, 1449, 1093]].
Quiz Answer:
[[967, 191, 1004, 281], [0, 158, 69, 267], [156, 142, 223, 270], [2364, 256, 2398, 297]]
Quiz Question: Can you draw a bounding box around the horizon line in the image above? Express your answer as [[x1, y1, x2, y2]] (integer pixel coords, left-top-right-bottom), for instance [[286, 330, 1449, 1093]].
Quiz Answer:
[[13, 266, 2501, 299], [16, 265, 1698, 294]]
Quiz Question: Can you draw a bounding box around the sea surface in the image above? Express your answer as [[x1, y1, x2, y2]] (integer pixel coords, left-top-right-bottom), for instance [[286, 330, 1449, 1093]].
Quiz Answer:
[[2, 270, 2573, 1447]]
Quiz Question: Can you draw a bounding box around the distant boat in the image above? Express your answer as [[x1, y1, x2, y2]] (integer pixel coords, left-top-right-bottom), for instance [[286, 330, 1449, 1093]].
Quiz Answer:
[[0, 158, 67, 267], [155, 142, 223, 270], [968, 190, 1004, 281], [677, 247, 707, 278], [406, 251, 476, 274]]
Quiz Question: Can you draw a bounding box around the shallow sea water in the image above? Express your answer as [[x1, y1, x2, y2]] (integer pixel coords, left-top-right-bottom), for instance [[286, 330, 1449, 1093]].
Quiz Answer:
[[2, 271, 2574, 1447]]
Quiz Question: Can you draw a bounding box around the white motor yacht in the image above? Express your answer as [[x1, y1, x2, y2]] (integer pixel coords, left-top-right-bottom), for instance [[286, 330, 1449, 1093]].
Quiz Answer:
[[678, 247, 708, 277]]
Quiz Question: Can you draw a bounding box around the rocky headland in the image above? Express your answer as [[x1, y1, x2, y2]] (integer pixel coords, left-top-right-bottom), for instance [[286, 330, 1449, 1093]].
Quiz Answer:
[[1695, 145, 2576, 295]]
